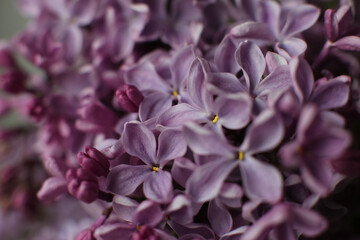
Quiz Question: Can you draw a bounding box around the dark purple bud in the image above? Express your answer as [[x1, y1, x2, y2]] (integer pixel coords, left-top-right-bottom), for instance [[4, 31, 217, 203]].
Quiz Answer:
[[66, 168, 99, 203], [324, 9, 339, 42], [132, 226, 159, 240], [0, 43, 16, 68], [78, 146, 110, 177], [1, 70, 26, 94], [116, 84, 144, 112], [76, 229, 94, 240], [27, 98, 46, 121]]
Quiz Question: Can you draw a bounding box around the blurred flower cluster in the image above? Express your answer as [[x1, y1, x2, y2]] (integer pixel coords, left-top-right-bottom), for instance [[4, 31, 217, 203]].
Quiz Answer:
[[1, 0, 360, 239]]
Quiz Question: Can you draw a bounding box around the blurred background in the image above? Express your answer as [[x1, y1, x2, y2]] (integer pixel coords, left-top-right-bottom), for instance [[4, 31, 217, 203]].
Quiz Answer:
[[0, 1, 27, 39]]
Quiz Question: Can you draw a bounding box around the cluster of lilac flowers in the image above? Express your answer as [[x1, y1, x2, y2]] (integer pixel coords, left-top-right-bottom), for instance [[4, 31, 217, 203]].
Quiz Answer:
[[0, 0, 360, 239]]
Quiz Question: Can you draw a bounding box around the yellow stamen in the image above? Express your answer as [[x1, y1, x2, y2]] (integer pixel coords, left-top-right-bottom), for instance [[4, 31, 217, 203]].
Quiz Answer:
[[172, 91, 179, 97], [136, 225, 141, 231], [165, 215, 169, 221], [212, 115, 219, 124], [152, 166, 159, 172], [239, 151, 244, 160]]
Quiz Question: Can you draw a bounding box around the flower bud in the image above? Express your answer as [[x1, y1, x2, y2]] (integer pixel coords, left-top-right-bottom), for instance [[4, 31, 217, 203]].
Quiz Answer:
[[116, 84, 144, 112], [1, 70, 26, 94], [0, 43, 16, 68], [27, 98, 46, 121], [78, 146, 110, 177], [66, 168, 99, 203]]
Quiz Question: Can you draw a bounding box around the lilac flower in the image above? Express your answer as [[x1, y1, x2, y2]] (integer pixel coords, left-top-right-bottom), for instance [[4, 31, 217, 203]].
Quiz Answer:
[[230, 1, 320, 58], [280, 104, 351, 196], [207, 41, 292, 115], [107, 121, 187, 203], [125, 46, 196, 121], [157, 57, 252, 131], [184, 109, 284, 203], [239, 203, 327, 240]]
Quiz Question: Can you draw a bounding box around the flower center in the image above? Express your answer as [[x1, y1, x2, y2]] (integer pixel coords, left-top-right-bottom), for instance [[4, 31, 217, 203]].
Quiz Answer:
[[212, 115, 219, 124], [238, 151, 244, 160], [152, 166, 159, 172], [172, 91, 179, 97]]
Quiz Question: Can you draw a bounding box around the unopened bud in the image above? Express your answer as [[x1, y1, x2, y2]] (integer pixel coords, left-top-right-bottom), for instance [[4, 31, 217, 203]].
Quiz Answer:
[[116, 84, 144, 112], [78, 146, 110, 177], [66, 168, 99, 203], [1, 70, 26, 94]]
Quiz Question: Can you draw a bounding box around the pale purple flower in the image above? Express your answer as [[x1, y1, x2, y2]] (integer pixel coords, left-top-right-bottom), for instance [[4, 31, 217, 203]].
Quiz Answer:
[[184, 109, 284, 203], [107, 121, 187, 203], [230, 1, 320, 59], [280, 104, 351, 196]]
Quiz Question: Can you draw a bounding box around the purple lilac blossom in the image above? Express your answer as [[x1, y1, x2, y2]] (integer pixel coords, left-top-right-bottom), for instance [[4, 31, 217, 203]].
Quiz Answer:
[[0, 0, 359, 239]]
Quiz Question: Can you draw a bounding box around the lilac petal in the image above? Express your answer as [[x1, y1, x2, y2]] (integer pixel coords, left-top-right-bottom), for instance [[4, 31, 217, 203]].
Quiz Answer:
[[241, 109, 284, 154], [64, 26, 83, 62], [331, 150, 360, 176], [219, 183, 243, 208], [310, 75, 350, 110], [275, 37, 307, 58], [214, 35, 241, 74], [37, 177, 67, 202], [157, 129, 187, 167], [265, 52, 287, 73], [270, 223, 296, 240], [255, 65, 292, 97], [168, 221, 215, 239], [125, 61, 170, 92], [214, 93, 252, 130], [157, 103, 206, 129], [187, 58, 212, 110], [301, 157, 334, 196], [171, 157, 198, 188], [207, 72, 248, 95], [132, 200, 163, 227], [170, 45, 195, 90], [230, 22, 275, 42], [290, 57, 314, 102], [183, 122, 233, 156], [122, 121, 156, 165], [259, 0, 280, 37], [240, 156, 283, 203], [94, 223, 135, 240], [336, 5, 352, 34], [291, 203, 328, 236], [186, 160, 238, 202], [167, 195, 194, 224], [143, 169, 173, 203], [333, 36, 360, 51], [69, 0, 97, 26], [220, 226, 248, 240], [179, 234, 207, 240], [106, 165, 150, 195], [281, 4, 320, 38], [208, 199, 233, 237], [139, 92, 172, 121], [324, 9, 339, 42], [235, 41, 266, 92], [113, 195, 139, 222]]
